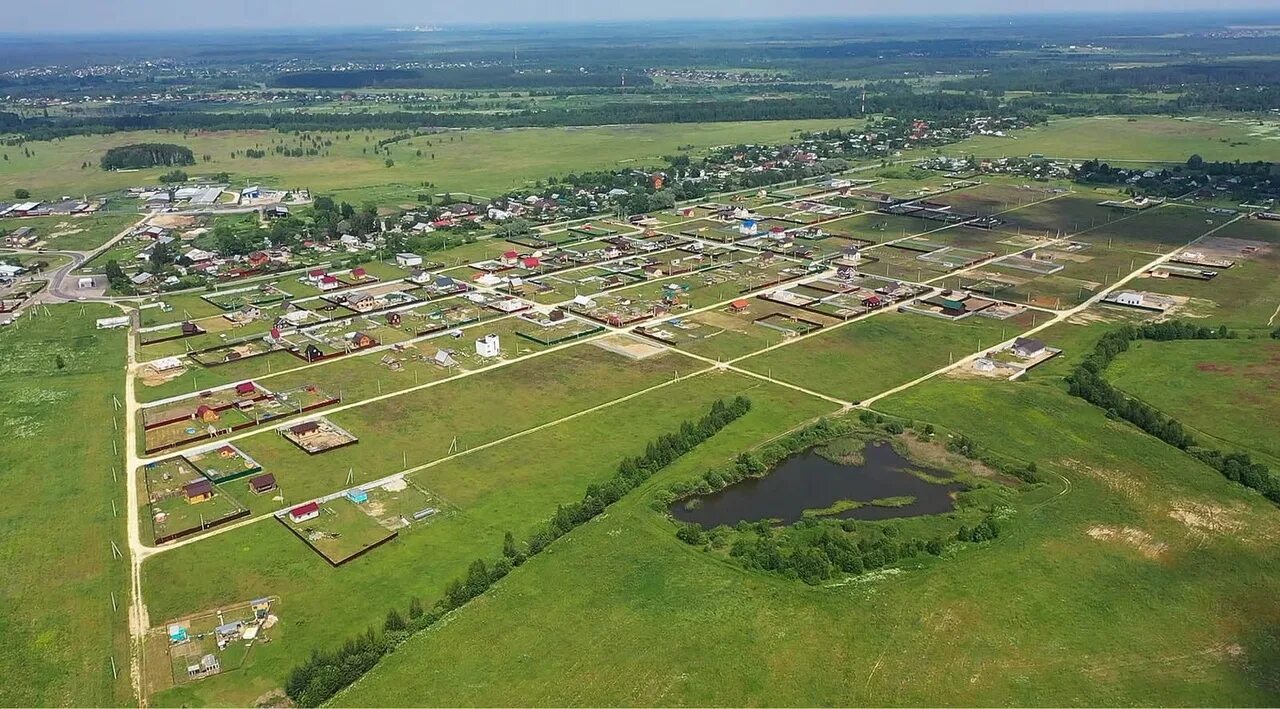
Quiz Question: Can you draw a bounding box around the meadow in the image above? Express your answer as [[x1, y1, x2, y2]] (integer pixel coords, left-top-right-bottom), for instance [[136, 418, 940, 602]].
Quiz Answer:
[[0, 119, 859, 205], [0, 211, 138, 252], [141, 371, 836, 706], [1109, 337, 1280, 466], [0, 305, 134, 706], [736, 311, 1017, 402], [941, 115, 1280, 163], [339, 376, 1280, 706]]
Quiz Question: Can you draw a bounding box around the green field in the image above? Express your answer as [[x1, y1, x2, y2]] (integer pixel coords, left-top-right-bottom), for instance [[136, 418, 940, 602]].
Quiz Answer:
[[339, 370, 1280, 706], [942, 116, 1280, 163], [0, 120, 861, 204], [737, 311, 1020, 402], [0, 305, 133, 706], [1109, 337, 1280, 466], [141, 371, 836, 705], [0, 212, 138, 252]]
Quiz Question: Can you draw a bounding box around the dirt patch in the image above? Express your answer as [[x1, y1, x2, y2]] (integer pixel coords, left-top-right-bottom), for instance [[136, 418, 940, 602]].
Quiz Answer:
[[149, 214, 198, 229], [592, 333, 666, 360], [1086, 525, 1168, 560], [1196, 362, 1234, 373], [1058, 458, 1146, 500], [1168, 501, 1242, 534], [139, 364, 187, 387]]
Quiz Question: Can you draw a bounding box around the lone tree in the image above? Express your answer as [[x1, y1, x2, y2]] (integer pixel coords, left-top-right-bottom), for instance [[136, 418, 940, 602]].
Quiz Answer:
[[13, 188, 29, 199]]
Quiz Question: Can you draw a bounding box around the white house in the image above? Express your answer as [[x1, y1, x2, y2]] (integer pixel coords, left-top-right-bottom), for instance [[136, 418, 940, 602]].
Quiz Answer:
[[0, 264, 25, 279], [395, 252, 423, 268], [475, 333, 500, 358], [1114, 291, 1145, 307]]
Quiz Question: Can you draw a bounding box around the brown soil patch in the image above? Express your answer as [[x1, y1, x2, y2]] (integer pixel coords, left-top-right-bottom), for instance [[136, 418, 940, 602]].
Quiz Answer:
[[139, 364, 187, 387], [1196, 362, 1234, 373], [149, 214, 198, 229], [1086, 525, 1168, 560], [592, 334, 666, 360]]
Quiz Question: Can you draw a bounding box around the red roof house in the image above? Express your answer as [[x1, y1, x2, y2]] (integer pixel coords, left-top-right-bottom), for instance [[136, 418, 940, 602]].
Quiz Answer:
[[288, 501, 320, 523], [234, 382, 256, 395]]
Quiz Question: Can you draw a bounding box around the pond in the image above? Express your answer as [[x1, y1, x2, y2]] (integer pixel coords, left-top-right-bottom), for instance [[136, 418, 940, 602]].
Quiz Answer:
[[670, 440, 966, 527]]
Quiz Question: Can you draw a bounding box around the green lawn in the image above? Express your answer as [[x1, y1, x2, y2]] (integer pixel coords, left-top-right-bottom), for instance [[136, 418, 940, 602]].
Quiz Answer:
[[339, 375, 1280, 706], [142, 371, 837, 706], [0, 304, 134, 706]]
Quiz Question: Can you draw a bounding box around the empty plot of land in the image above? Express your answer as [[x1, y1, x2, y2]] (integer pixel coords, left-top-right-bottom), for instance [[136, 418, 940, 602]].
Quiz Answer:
[[737, 311, 1013, 402]]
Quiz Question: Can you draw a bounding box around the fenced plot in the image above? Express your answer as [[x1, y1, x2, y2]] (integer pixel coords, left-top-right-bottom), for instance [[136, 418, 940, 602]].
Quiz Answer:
[[916, 246, 996, 270], [514, 317, 603, 345], [185, 443, 263, 483], [993, 253, 1065, 275], [279, 499, 398, 566], [161, 597, 278, 686], [201, 284, 293, 311], [359, 478, 447, 531], [143, 456, 248, 545], [755, 311, 826, 336], [278, 416, 359, 455]]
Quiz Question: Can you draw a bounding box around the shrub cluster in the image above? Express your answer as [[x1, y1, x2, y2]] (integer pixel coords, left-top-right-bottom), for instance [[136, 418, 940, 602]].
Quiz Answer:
[[1065, 321, 1279, 503], [284, 397, 752, 706]]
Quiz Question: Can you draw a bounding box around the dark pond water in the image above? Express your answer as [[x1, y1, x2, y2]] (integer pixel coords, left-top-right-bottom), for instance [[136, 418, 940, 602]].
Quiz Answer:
[[670, 441, 966, 527]]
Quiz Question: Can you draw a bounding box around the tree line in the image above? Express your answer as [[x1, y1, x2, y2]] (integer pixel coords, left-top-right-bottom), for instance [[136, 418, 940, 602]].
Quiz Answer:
[[283, 396, 752, 706], [1065, 321, 1280, 504], [99, 142, 194, 170]]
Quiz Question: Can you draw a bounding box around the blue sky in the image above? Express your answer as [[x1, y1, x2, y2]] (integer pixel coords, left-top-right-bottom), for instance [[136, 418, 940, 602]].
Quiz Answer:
[[9, 0, 1280, 34]]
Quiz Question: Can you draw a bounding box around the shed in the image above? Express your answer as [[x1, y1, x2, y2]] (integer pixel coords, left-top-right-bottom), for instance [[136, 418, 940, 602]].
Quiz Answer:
[[346, 488, 369, 504], [167, 624, 189, 644]]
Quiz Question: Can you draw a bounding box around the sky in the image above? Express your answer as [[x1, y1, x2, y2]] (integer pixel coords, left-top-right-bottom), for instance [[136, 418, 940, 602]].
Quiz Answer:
[[7, 0, 1280, 34]]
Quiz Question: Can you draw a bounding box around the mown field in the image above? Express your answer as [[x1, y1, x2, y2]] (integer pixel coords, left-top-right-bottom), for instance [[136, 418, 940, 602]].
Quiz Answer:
[[339, 373, 1280, 706], [0, 119, 859, 204], [0, 305, 133, 706], [142, 371, 836, 706]]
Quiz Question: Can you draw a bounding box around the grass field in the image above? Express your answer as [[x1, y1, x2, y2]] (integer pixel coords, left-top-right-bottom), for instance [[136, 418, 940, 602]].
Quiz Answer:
[[338, 371, 1280, 706], [737, 311, 1020, 402], [141, 371, 837, 706], [941, 116, 1280, 163], [0, 212, 137, 252], [0, 305, 133, 706], [1109, 337, 1280, 466], [0, 120, 861, 204]]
